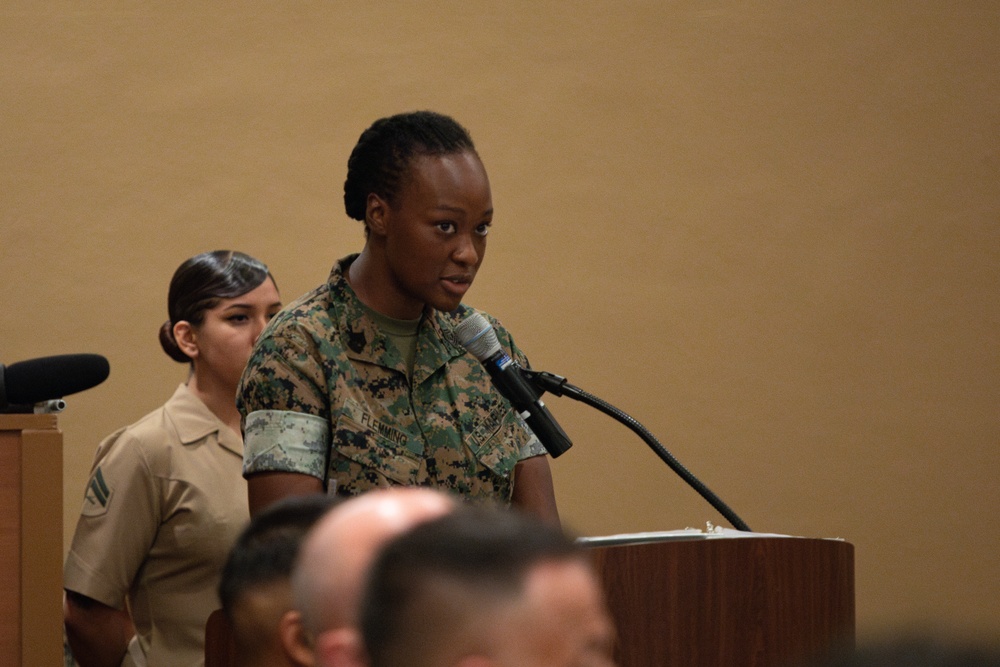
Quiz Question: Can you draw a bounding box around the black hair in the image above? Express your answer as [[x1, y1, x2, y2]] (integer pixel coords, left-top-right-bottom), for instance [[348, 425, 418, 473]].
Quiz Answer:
[[343, 110, 476, 222], [158, 250, 274, 363], [218, 494, 339, 620], [359, 507, 583, 667]]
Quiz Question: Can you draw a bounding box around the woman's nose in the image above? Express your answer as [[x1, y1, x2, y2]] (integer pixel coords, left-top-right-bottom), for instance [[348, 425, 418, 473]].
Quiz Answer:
[[452, 233, 481, 266]]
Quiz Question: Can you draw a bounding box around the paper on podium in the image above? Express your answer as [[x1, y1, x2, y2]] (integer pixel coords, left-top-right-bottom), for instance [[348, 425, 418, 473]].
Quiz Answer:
[[576, 522, 802, 548]]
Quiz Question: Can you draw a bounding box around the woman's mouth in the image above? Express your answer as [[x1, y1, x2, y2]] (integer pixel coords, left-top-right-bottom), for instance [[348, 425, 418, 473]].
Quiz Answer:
[[441, 274, 473, 296]]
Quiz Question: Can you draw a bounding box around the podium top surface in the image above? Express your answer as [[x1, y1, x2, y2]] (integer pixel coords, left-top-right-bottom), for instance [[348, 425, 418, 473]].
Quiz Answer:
[[577, 526, 848, 548], [0, 413, 59, 432]]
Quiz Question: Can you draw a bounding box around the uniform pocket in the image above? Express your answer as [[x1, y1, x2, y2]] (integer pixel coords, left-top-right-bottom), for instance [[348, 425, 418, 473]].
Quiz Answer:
[[332, 400, 421, 485], [465, 394, 523, 480]]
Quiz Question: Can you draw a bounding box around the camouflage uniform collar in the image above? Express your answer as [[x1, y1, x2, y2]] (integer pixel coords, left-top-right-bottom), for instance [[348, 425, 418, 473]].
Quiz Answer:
[[328, 255, 468, 383]]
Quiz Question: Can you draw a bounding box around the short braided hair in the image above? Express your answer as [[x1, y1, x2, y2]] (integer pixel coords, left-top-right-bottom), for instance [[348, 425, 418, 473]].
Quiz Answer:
[[343, 111, 476, 222]]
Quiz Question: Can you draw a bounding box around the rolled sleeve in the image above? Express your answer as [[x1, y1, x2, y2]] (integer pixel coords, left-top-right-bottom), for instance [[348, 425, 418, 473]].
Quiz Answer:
[[243, 410, 330, 480], [519, 430, 548, 460], [64, 431, 158, 609]]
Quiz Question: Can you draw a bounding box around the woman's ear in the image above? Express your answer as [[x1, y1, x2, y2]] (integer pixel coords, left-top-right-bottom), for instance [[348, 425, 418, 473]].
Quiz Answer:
[[172, 321, 199, 360], [366, 193, 389, 237]]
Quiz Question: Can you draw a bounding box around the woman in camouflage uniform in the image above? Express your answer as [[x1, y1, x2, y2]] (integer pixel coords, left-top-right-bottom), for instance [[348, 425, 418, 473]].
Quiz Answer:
[[238, 111, 558, 523]]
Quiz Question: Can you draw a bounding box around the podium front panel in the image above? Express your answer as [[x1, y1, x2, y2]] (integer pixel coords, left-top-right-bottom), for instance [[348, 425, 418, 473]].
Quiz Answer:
[[589, 536, 854, 667]]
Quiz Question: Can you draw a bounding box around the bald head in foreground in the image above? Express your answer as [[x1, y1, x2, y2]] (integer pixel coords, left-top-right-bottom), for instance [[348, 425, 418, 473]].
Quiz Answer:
[[291, 487, 459, 667], [359, 506, 617, 667]]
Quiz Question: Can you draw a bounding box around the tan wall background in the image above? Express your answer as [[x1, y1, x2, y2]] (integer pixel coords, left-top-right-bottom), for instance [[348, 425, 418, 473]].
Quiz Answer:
[[3, 1, 998, 643]]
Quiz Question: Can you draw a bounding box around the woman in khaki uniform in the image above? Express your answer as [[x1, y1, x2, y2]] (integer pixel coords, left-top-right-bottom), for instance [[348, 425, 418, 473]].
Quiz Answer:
[[63, 250, 282, 667]]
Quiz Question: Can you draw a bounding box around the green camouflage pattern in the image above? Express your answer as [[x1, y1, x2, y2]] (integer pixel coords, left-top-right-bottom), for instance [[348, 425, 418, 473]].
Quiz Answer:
[[237, 255, 545, 503]]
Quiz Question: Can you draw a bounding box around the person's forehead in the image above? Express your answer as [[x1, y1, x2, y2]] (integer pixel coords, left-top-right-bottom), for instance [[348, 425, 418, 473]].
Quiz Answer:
[[495, 560, 615, 665], [527, 560, 614, 630], [402, 152, 489, 194]]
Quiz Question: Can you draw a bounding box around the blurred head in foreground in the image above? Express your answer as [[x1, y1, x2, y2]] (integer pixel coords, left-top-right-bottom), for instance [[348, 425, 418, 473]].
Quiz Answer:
[[219, 493, 338, 667], [359, 506, 617, 667], [293, 487, 460, 667]]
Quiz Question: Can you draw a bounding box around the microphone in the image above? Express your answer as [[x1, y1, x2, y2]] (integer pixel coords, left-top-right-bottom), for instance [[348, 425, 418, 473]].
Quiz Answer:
[[0, 354, 110, 413], [455, 314, 572, 458]]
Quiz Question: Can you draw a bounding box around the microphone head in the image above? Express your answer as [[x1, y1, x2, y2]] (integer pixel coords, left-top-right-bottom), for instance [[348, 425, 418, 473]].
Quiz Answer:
[[1, 353, 110, 406], [455, 313, 502, 361]]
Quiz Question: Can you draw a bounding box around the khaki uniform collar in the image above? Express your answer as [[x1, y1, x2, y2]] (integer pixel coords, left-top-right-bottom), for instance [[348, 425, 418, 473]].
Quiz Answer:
[[327, 255, 468, 384], [164, 383, 243, 456]]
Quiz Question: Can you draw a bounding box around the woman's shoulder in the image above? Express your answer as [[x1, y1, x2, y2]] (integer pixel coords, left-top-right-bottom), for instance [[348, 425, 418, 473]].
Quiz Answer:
[[86, 406, 170, 474], [94, 398, 180, 463], [260, 281, 342, 346]]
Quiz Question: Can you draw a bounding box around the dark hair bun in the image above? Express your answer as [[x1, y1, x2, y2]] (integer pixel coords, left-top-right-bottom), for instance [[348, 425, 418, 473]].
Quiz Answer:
[[158, 320, 191, 363]]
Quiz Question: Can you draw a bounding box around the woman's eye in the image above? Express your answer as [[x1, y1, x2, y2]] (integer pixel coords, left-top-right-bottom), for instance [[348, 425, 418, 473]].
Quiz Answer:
[[436, 222, 456, 234], [227, 314, 249, 323], [476, 222, 492, 236]]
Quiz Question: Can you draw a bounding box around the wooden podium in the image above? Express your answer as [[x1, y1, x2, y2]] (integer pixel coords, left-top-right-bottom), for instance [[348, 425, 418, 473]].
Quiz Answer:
[[587, 533, 855, 667], [0, 414, 64, 667]]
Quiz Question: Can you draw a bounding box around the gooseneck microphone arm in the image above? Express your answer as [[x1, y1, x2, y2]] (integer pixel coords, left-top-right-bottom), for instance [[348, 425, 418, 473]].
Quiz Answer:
[[522, 369, 752, 532]]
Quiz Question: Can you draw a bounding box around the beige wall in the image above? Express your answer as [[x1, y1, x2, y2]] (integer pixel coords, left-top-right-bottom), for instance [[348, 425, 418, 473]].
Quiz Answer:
[[3, 1, 998, 643]]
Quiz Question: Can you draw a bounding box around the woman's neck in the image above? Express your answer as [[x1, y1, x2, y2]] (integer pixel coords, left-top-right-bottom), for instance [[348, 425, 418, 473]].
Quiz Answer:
[[347, 248, 424, 320], [186, 372, 242, 436]]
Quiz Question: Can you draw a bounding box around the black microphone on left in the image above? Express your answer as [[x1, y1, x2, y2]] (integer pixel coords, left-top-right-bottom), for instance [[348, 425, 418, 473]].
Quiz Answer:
[[0, 354, 110, 413], [455, 313, 572, 458]]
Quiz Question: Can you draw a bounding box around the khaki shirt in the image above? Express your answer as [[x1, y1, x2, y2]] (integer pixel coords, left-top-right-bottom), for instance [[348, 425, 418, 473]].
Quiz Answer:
[[238, 255, 546, 502], [65, 384, 248, 667]]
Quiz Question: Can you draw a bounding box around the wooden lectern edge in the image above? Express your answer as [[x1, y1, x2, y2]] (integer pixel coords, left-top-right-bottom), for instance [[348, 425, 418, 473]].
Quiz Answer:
[[0, 413, 60, 431], [577, 529, 850, 549], [0, 411, 64, 665]]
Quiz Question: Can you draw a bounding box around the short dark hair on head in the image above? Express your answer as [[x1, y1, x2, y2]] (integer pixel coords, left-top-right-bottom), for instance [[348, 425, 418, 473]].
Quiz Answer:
[[158, 250, 275, 363], [359, 506, 583, 667], [343, 110, 476, 222], [218, 494, 339, 620]]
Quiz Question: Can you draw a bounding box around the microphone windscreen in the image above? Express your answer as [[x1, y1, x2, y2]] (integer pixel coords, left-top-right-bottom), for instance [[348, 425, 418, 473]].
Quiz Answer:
[[455, 313, 502, 361], [3, 354, 110, 405]]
